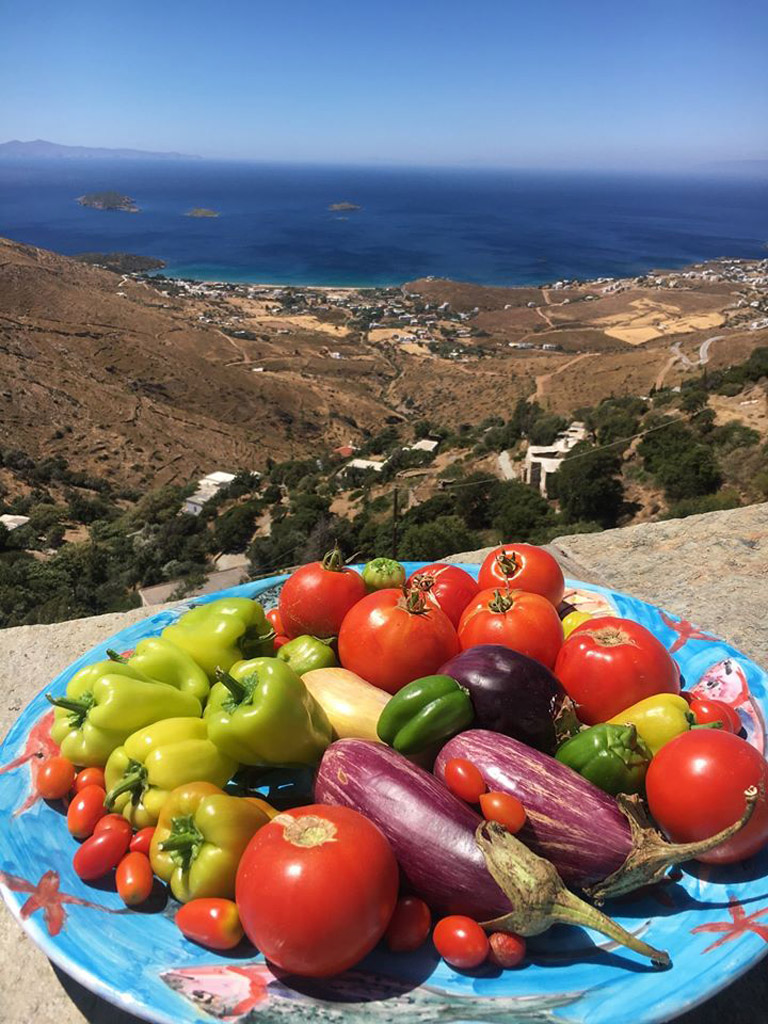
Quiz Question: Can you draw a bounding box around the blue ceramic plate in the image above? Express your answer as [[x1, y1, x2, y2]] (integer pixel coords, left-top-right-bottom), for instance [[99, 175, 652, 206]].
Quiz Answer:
[[1, 565, 767, 1024]]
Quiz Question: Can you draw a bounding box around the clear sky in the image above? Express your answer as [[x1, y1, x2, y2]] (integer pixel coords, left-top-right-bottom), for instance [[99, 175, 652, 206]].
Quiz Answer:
[[1, 0, 766, 169]]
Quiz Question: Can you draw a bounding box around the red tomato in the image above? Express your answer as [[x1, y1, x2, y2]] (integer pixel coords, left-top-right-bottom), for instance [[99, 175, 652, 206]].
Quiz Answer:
[[36, 757, 75, 800], [338, 588, 459, 694], [93, 814, 133, 842], [488, 932, 526, 968], [554, 616, 680, 725], [278, 548, 367, 639], [406, 563, 479, 628], [479, 792, 527, 834], [130, 826, 156, 856], [236, 804, 398, 976], [266, 607, 284, 634], [73, 827, 131, 880], [478, 544, 565, 607], [433, 916, 489, 969], [177, 898, 244, 950], [73, 766, 106, 794], [67, 785, 108, 840], [273, 635, 290, 650], [443, 758, 486, 803], [385, 896, 432, 952], [457, 588, 563, 669], [116, 852, 154, 906], [646, 730, 768, 864], [689, 698, 740, 733]]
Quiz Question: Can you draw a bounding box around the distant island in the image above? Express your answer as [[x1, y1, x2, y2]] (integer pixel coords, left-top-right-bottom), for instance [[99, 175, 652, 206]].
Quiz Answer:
[[74, 252, 165, 273], [329, 201, 361, 211], [77, 191, 139, 212], [0, 139, 198, 161], [185, 208, 219, 218]]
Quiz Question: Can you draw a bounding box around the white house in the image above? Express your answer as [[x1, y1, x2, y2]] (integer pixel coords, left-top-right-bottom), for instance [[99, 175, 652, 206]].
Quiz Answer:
[[403, 438, 439, 454], [338, 458, 387, 480], [0, 514, 30, 532], [185, 471, 239, 516], [522, 422, 588, 496]]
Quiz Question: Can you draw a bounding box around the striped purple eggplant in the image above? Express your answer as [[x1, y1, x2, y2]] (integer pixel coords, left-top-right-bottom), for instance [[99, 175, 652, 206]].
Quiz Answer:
[[314, 738, 512, 919]]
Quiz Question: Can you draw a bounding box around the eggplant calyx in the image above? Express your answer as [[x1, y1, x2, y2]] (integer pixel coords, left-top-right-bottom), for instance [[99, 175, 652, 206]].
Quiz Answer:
[[585, 785, 758, 904], [553, 695, 582, 746], [475, 820, 670, 968]]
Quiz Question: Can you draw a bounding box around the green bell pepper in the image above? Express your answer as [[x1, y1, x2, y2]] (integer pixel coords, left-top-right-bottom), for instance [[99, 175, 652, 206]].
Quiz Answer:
[[108, 637, 210, 704], [162, 598, 274, 680], [104, 718, 237, 828], [555, 723, 652, 796], [276, 635, 337, 675], [376, 674, 474, 754], [150, 782, 270, 902], [48, 664, 202, 767], [204, 657, 333, 766]]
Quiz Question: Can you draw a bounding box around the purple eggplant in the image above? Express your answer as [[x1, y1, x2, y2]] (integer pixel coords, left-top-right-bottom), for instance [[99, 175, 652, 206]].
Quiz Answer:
[[435, 730, 757, 900], [439, 644, 578, 753]]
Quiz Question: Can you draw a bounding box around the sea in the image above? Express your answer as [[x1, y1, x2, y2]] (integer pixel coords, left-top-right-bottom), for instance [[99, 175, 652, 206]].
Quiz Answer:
[[0, 160, 766, 287]]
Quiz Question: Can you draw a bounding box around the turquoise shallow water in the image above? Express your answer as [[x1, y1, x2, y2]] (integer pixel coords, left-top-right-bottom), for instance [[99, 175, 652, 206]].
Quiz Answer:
[[0, 160, 766, 286]]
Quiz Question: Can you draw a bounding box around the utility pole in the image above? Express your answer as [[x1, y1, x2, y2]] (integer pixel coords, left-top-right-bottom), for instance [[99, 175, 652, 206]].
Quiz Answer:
[[392, 488, 399, 558]]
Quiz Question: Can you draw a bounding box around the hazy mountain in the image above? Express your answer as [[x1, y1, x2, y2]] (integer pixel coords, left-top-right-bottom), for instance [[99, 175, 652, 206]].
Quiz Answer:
[[0, 139, 199, 161]]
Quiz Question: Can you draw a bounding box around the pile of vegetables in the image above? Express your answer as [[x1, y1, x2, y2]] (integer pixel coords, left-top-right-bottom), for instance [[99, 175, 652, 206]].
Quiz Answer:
[[37, 543, 768, 977]]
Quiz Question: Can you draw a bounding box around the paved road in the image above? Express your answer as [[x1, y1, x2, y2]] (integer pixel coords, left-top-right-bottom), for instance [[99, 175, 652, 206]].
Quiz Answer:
[[497, 450, 515, 480], [699, 334, 725, 364]]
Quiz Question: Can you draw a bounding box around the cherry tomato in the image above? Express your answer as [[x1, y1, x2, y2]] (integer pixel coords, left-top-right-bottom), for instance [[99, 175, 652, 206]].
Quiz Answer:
[[36, 756, 76, 800], [130, 826, 156, 855], [116, 852, 154, 906], [176, 898, 244, 950], [273, 635, 290, 650], [457, 588, 563, 669], [278, 547, 367, 639], [443, 758, 486, 803], [478, 544, 565, 607], [67, 785, 108, 839], [488, 931, 526, 968], [433, 915, 489, 969], [266, 608, 285, 634], [406, 563, 479, 628], [479, 792, 527, 834], [73, 766, 106, 793], [646, 730, 768, 864], [554, 616, 680, 725], [689, 698, 740, 733], [236, 804, 398, 976], [385, 896, 432, 952], [73, 827, 131, 880], [94, 814, 133, 842], [337, 588, 459, 694]]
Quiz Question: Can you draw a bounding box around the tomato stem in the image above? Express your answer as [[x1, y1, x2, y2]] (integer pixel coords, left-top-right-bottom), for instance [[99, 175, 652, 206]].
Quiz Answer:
[[495, 552, 520, 579], [488, 590, 514, 614], [321, 544, 345, 572]]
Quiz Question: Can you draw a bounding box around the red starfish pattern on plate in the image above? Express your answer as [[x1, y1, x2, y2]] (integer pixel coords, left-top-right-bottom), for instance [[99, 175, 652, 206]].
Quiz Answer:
[[658, 611, 719, 654], [691, 898, 768, 953], [0, 869, 125, 936], [0, 710, 59, 817]]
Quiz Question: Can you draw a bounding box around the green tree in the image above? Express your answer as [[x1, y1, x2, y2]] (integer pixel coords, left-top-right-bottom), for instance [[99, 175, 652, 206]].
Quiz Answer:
[[489, 481, 555, 540], [398, 516, 479, 561], [553, 446, 624, 527]]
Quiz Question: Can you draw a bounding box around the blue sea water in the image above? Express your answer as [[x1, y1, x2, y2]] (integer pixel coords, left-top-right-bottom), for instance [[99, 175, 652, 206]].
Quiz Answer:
[[0, 160, 766, 286]]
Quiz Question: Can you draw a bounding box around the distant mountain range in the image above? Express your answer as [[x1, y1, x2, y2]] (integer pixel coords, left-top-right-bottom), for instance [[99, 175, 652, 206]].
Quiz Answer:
[[0, 139, 199, 161]]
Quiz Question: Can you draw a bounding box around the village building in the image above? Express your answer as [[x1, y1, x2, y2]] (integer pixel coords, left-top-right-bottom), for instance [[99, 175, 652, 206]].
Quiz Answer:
[[522, 422, 588, 496], [184, 471, 238, 516]]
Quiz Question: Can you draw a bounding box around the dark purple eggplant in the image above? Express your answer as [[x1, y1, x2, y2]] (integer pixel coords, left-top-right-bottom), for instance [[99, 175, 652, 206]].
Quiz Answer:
[[439, 644, 578, 753], [435, 730, 757, 901]]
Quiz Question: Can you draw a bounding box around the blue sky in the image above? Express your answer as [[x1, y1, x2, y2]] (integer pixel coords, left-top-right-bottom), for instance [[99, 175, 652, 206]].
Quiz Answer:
[[1, 0, 766, 168]]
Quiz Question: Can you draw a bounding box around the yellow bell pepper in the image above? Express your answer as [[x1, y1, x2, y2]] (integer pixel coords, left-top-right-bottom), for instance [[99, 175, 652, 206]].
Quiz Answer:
[[608, 693, 697, 755]]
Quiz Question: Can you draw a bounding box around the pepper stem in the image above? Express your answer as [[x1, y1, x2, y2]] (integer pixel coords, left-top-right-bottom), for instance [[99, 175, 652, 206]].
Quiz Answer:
[[476, 821, 670, 968], [215, 668, 247, 703], [106, 648, 128, 664], [46, 692, 95, 728], [104, 764, 147, 810], [585, 786, 758, 903]]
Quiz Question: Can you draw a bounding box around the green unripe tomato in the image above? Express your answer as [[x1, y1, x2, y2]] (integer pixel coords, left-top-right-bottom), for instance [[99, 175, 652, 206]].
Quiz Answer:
[[362, 558, 406, 592]]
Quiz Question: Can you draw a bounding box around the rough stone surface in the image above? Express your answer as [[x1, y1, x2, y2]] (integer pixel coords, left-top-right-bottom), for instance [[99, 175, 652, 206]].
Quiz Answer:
[[2, 506, 768, 1022]]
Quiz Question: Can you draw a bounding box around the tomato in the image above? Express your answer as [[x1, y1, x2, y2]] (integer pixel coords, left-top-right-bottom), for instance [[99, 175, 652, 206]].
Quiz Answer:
[[36, 756, 75, 800], [554, 616, 680, 725], [116, 852, 154, 906], [457, 588, 563, 669], [278, 547, 367, 639], [338, 588, 459, 694], [73, 766, 106, 794], [689, 698, 741, 734], [273, 635, 290, 650], [443, 758, 486, 803], [94, 814, 133, 842], [385, 896, 432, 952], [67, 785, 108, 839], [73, 827, 131, 880], [433, 915, 489, 969], [479, 792, 527, 834], [130, 826, 156, 855], [266, 607, 284, 635], [478, 544, 565, 607], [406, 563, 479, 628], [176, 898, 244, 950], [646, 730, 768, 864], [488, 931, 526, 968], [236, 804, 398, 976]]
